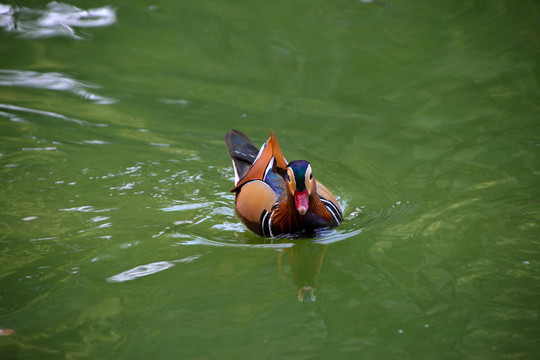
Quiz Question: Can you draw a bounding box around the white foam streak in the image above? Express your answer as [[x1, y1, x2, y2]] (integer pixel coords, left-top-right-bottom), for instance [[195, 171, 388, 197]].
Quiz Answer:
[[0, 103, 108, 127], [107, 261, 175, 283], [0, 2, 116, 39], [0, 70, 117, 105], [106, 255, 202, 283]]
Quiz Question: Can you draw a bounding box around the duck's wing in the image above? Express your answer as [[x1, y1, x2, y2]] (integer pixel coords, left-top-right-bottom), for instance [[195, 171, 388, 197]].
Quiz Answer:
[[230, 131, 287, 193]]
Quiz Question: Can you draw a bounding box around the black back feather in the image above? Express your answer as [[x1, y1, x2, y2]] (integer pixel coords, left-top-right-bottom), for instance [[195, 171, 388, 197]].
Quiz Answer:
[[225, 130, 259, 180]]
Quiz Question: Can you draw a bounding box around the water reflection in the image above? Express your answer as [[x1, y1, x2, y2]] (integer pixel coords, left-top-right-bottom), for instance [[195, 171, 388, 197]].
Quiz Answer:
[[107, 255, 203, 283], [0, 70, 117, 104], [0, 103, 109, 127], [279, 243, 328, 302], [0, 2, 116, 39]]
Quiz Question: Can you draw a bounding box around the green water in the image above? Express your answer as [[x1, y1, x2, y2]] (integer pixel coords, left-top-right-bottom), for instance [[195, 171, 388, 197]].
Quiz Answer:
[[1, 0, 539, 358]]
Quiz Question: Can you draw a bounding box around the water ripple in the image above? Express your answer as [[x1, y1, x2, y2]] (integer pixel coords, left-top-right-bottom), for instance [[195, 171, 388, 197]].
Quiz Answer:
[[0, 103, 108, 127], [106, 255, 202, 283], [0, 70, 117, 104], [311, 229, 363, 245], [59, 205, 115, 213], [161, 202, 212, 212], [107, 261, 175, 283], [177, 235, 294, 249], [0, 2, 116, 39]]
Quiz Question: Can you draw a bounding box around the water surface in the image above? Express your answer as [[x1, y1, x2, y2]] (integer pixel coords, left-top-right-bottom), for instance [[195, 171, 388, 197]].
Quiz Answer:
[[1, 0, 539, 359]]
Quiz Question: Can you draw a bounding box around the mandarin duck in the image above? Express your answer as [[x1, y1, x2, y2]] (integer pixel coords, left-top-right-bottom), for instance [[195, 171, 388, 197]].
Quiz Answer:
[[225, 130, 342, 237]]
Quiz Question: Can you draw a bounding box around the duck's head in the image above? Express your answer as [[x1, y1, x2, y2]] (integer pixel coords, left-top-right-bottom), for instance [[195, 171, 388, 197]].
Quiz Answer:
[[285, 160, 316, 216]]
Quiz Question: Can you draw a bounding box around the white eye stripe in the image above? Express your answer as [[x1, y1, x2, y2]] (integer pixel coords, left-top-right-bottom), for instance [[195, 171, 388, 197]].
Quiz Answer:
[[305, 164, 312, 184], [286, 168, 296, 190]]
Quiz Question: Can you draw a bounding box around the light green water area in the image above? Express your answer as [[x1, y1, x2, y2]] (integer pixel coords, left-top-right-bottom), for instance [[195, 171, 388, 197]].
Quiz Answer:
[[1, 0, 539, 359]]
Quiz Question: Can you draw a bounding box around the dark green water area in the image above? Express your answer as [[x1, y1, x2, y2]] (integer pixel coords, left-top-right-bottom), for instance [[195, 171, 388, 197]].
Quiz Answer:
[[1, 1, 539, 358]]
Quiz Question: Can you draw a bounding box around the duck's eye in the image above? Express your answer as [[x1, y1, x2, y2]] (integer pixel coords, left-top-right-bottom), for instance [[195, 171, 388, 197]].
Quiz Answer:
[[309, 172, 313, 180], [286, 174, 291, 182]]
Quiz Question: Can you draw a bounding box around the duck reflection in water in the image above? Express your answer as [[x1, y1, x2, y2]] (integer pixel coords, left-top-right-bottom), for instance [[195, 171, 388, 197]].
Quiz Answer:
[[278, 242, 328, 302]]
